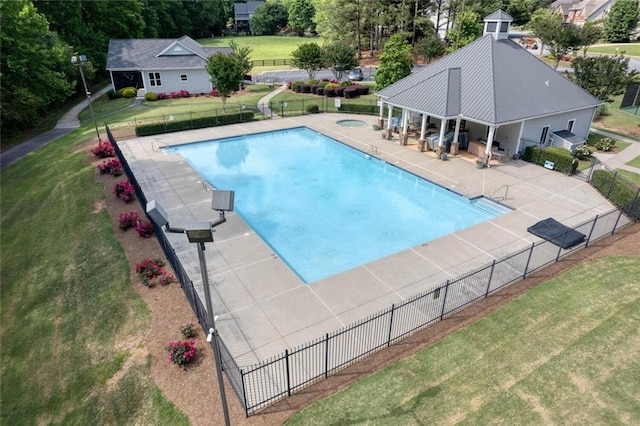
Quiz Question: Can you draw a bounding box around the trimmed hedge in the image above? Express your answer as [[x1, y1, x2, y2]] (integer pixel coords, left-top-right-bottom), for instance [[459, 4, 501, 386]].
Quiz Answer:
[[523, 146, 574, 174], [306, 104, 320, 114], [338, 104, 378, 114], [591, 169, 640, 219], [135, 111, 255, 136]]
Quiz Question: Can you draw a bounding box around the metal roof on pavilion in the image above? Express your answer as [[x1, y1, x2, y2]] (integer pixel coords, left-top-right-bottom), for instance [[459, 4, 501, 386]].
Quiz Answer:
[[376, 35, 601, 125]]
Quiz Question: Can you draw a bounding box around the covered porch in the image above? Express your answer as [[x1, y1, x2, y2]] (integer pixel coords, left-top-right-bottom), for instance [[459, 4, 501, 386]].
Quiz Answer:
[[375, 101, 522, 167]]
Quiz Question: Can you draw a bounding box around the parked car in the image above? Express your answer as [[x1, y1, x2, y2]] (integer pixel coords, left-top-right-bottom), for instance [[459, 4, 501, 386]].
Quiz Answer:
[[347, 68, 364, 81]]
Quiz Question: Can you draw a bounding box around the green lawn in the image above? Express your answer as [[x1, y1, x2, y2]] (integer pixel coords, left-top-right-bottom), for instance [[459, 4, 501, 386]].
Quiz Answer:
[[616, 169, 640, 185], [0, 125, 188, 424], [197, 35, 325, 72], [286, 255, 640, 425], [628, 155, 640, 168], [593, 94, 640, 132], [588, 43, 640, 57]]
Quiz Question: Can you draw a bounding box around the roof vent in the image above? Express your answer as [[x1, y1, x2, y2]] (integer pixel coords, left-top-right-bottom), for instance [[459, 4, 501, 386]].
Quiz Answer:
[[483, 9, 513, 40]]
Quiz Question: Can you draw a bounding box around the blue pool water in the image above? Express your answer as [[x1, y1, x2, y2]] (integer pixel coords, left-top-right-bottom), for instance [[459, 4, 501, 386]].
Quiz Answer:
[[165, 127, 503, 283]]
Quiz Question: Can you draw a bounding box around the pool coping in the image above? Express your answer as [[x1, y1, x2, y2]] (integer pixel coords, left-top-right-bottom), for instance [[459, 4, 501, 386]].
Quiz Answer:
[[117, 113, 617, 367]]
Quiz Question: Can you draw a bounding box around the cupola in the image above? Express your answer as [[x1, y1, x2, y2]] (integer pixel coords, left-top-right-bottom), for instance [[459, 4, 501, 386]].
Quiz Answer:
[[483, 10, 513, 40]]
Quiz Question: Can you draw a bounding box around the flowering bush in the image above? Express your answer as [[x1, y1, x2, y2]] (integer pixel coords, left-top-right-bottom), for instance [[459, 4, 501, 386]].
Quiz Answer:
[[113, 181, 136, 202], [134, 219, 154, 238], [91, 141, 115, 158], [135, 257, 174, 287], [157, 92, 169, 100], [209, 88, 220, 97], [169, 90, 190, 99], [118, 211, 140, 230], [97, 158, 123, 176], [180, 322, 197, 339], [166, 339, 197, 367]]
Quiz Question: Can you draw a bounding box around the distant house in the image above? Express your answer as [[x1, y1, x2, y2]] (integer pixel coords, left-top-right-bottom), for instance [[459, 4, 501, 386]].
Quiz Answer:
[[233, 1, 264, 33], [106, 36, 232, 95], [551, 0, 613, 25], [376, 10, 602, 159]]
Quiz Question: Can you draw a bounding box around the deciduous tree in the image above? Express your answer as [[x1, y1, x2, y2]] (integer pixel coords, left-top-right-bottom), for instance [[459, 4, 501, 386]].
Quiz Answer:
[[604, 0, 639, 43], [447, 10, 482, 52], [375, 33, 413, 90], [322, 42, 359, 81], [1, 0, 75, 139], [250, 2, 289, 35], [572, 54, 639, 102], [290, 42, 324, 79], [206, 53, 244, 111], [288, 0, 315, 35], [416, 32, 446, 64]]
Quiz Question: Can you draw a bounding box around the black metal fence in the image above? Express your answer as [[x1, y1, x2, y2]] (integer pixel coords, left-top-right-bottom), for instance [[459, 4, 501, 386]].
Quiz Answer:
[[106, 124, 638, 417]]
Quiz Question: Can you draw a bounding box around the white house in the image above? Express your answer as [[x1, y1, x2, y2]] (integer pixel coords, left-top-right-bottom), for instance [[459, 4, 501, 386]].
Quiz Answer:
[[376, 10, 602, 160], [106, 36, 232, 95]]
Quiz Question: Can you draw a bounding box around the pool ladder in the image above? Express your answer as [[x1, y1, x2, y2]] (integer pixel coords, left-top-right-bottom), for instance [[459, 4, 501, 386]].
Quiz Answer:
[[368, 145, 379, 154], [490, 184, 509, 201]]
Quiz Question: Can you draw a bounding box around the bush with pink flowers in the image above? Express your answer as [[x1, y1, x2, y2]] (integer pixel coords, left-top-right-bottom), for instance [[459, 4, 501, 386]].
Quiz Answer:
[[97, 158, 123, 176], [113, 181, 136, 202], [91, 141, 115, 158], [118, 211, 140, 230], [166, 339, 197, 367], [134, 219, 154, 238]]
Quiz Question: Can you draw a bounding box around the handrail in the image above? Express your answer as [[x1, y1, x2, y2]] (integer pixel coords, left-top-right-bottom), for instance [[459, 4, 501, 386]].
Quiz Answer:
[[490, 184, 509, 201]]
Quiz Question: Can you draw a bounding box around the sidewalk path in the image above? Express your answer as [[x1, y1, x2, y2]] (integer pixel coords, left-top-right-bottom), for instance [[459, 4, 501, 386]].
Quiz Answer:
[[256, 84, 287, 118], [1, 86, 111, 170], [590, 127, 640, 173]]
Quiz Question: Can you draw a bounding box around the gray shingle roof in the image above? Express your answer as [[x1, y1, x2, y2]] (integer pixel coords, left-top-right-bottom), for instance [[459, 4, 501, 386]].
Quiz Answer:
[[106, 36, 232, 70], [377, 35, 601, 125]]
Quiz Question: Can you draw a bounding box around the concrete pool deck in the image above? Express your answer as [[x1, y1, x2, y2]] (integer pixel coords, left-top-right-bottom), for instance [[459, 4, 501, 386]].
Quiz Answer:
[[117, 113, 617, 367]]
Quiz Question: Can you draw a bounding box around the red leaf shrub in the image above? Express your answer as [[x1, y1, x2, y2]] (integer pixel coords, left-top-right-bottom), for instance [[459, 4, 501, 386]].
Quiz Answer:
[[91, 141, 115, 158], [135, 257, 174, 287], [113, 181, 136, 202], [166, 339, 196, 367], [97, 158, 123, 176], [118, 211, 140, 230], [134, 219, 154, 238]]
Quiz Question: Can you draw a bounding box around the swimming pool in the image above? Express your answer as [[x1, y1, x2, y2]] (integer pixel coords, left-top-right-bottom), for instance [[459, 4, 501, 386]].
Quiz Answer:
[[165, 127, 504, 283]]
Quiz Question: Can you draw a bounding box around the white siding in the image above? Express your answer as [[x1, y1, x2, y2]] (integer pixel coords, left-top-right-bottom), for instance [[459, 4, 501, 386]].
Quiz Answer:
[[520, 107, 596, 145], [142, 69, 212, 94]]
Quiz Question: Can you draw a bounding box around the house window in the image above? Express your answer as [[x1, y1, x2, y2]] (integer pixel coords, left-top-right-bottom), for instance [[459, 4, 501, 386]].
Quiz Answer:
[[180, 74, 188, 81], [540, 125, 549, 145], [486, 22, 497, 32], [500, 22, 509, 32], [567, 119, 575, 133], [149, 72, 161, 87]]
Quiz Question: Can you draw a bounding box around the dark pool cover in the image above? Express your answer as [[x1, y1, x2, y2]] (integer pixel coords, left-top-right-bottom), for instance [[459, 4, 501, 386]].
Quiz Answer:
[[527, 218, 586, 249]]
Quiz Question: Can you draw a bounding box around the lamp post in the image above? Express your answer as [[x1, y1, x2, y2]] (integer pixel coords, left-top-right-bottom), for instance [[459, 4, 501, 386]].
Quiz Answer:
[[147, 190, 235, 426], [71, 54, 101, 141]]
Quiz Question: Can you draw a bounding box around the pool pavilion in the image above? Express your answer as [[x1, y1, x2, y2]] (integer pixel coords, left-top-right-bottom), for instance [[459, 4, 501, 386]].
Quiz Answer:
[[376, 10, 602, 164]]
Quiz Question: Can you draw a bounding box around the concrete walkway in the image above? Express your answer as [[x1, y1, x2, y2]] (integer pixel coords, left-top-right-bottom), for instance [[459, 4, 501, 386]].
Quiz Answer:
[[591, 128, 640, 173], [256, 83, 287, 118], [1, 85, 111, 170]]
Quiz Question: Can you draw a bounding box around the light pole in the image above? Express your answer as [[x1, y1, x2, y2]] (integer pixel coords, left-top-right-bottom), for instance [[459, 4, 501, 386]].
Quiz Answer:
[[147, 190, 234, 426], [71, 54, 101, 141]]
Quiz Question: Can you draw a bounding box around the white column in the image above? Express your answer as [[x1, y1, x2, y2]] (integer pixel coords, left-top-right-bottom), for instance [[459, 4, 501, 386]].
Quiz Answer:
[[379, 100, 384, 119], [453, 117, 462, 144], [420, 114, 427, 140], [514, 121, 524, 158], [386, 106, 393, 130], [402, 110, 409, 135], [437, 120, 446, 147], [485, 126, 496, 155]]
